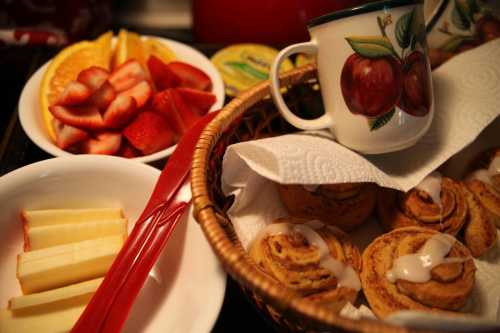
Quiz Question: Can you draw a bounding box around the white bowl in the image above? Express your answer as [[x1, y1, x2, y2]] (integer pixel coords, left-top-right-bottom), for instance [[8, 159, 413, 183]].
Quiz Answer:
[[18, 37, 225, 164], [0, 155, 226, 333]]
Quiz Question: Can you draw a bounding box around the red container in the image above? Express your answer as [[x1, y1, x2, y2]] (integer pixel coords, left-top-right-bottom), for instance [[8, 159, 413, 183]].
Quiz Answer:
[[192, 0, 364, 44]]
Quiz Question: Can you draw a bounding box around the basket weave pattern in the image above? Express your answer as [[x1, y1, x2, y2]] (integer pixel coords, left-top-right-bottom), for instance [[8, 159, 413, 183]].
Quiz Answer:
[[191, 65, 437, 333]]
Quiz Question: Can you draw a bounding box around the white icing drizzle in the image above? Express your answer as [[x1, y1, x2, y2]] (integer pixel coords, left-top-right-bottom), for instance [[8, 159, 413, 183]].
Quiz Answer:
[[386, 233, 458, 283], [254, 221, 361, 290], [469, 169, 493, 186], [303, 184, 319, 192], [415, 171, 443, 209], [489, 156, 500, 176], [468, 156, 500, 187]]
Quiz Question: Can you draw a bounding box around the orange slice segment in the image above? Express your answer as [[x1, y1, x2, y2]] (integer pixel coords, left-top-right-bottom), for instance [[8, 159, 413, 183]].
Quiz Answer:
[[143, 38, 176, 64], [111, 29, 145, 70], [39, 31, 113, 141]]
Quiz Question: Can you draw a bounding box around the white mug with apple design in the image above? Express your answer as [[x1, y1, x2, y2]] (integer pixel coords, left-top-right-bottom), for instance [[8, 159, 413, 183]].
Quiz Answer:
[[270, 0, 434, 154]]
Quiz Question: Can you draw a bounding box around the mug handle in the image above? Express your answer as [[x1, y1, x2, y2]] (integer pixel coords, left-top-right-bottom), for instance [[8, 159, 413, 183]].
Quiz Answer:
[[270, 41, 334, 130]]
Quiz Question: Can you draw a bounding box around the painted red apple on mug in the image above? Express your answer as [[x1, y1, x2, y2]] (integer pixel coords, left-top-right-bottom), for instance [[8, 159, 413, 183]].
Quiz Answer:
[[398, 50, 431, 117], [341, 52, 402, 118], [341, 8, 431, 131]]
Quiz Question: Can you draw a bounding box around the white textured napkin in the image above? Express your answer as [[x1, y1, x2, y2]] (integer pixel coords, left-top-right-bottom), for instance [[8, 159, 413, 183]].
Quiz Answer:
[[221, 40, 500, 329]]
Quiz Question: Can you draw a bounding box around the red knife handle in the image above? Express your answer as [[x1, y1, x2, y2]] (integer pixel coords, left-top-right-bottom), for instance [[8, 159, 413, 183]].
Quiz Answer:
[[71, 201, 188, 333], [100, 201, 189, 332]]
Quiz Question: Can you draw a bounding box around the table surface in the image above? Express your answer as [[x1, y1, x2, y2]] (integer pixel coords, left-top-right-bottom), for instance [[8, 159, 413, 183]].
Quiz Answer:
[[0, 29, 276, 333]]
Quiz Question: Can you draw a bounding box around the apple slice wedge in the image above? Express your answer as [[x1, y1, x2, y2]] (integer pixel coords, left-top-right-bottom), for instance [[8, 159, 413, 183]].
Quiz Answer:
[[17, 235, 124, 294], [9, 278, 102, 310], [25, 219, 127, 251], [21, 208, 123, 228]]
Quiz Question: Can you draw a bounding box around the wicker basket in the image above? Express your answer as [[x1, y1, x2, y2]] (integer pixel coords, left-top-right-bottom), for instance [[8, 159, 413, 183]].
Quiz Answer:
[[191, 65, 439, 333]]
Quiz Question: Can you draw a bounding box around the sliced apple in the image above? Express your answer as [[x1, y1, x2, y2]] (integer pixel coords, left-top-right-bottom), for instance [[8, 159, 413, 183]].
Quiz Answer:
[[21, 208, 123, 228], [25, 218, 127, 251], [0, 295, 89, 333], [17, 235, 124, 294], [9, 278, 102, 310]]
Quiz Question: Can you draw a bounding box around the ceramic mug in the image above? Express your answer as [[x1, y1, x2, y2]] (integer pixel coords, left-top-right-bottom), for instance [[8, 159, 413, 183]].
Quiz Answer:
[[425, 0, 500, 68], [270, 0, 433, 154]]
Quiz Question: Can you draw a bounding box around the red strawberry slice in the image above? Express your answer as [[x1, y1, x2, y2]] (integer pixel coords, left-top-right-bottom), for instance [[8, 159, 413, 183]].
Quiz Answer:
[[87, 81, 116, 111], [82, 131, 122, 155], [170, 89, 201, 131], [118, 142, 142, 158], [118, 81, 152, 108], [52, 118, 89, 149], [103, 94, 138, 129], [147, 55, 181, 91], [108, 60, 147, 92], [77, 66, 110, 91], [175, 87, 216, 115], [49, 105, 105, 130], [166, 61, 212, 91], [152, 89, 185, 135], [123, 111, 175, 155], [56, 81, 92, 106]]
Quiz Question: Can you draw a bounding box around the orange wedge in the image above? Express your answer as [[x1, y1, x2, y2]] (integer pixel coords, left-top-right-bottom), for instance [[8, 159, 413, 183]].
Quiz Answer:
[[39, 31, 113, 141], [111, 29, 146, 69], [143, 38, 176, 64]]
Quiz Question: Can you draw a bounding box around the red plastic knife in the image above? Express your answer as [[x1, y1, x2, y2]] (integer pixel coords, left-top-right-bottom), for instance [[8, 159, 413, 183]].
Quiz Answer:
[[71, 110, 219, 333]]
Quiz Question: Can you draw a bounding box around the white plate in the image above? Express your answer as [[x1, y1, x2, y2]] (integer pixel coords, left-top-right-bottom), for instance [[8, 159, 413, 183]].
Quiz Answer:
[[18, 36, 225, 163], [0, 155, 226, 332]]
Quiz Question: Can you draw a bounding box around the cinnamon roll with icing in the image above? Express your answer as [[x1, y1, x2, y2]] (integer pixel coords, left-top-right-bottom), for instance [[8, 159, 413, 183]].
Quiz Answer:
[[465, 147, 500, 228], [361, 227, 476, 318], [277, 183, 377, 232], [377, 174, 467, 235], [250, 217, 361, 312]]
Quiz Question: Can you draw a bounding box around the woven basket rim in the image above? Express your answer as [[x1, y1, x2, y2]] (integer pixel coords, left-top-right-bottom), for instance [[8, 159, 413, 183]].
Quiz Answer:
[[191, 65, 442, 333]]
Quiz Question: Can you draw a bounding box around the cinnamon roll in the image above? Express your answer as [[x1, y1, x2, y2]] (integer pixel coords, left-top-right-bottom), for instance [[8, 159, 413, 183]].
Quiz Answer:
[[461, 186, 497, 257], [377, 176, 467, 235], [361, 227, 476, 319], [277, 183, 377, 232], [465, 147, 500, 228], [250, 217, 362, 312]]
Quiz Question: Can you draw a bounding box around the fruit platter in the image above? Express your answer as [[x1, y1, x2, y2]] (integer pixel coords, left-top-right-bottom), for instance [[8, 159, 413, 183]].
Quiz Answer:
[[18, 30, 224, 163]]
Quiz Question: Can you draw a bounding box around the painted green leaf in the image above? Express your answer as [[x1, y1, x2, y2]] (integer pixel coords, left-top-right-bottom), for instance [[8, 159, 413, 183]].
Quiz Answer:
[[395, 10, 415, 49], [395, 8, 426, 51], [452, 0, 472, 30], [224, 61, 268, 80], [438, 35, 475, 52], [465, 0, 480, 21], [369, 109, 395, 131], [346, 36, 397, 59]]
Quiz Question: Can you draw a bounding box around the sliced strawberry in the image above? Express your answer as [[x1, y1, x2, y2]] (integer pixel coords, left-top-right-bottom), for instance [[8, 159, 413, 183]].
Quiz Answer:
[[123, 111, 175, 155], [103, 94, 138, 129], [56, 81, 92, 106], [147, 55, 181, 91], [118, 81, 152, 108], [49, 105, 105, 130], [152, 89, 185, 135], [170, 89, 201, 131], [87, 81, 116, 111], [166, 61, 212, 91], [52, 118, 89, 149], [108, 60, 147, 92], [118, 142, 142, 158], [82, 131, 122, 155], [77, 66, 110, 91], [175, 87, 216, 115]]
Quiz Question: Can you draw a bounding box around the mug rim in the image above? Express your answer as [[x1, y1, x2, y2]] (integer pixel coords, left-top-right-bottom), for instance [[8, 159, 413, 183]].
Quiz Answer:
[[308, 0, 424, 28]]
